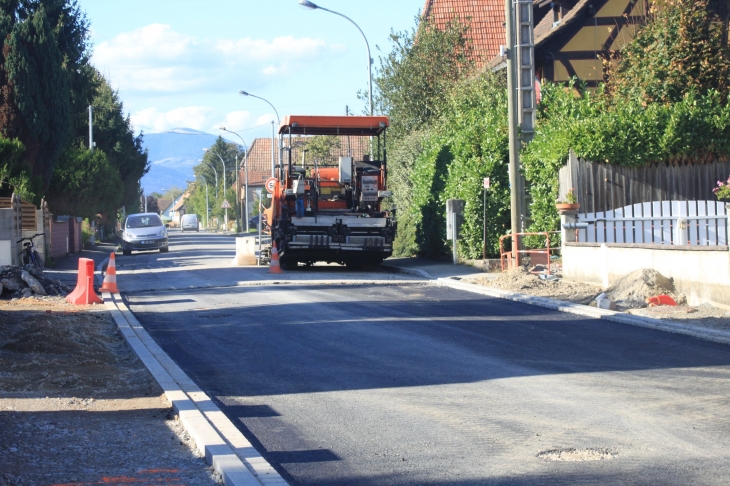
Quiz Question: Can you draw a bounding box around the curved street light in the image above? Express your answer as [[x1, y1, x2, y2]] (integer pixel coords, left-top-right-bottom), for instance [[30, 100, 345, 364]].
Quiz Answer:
[[239, 90, 280, 177], [298, 0, 373, 116], [220, 127, 250, 232], [198, 178, 209, 230], [204, 148, 230, 229], [199, 157, 218, 200]]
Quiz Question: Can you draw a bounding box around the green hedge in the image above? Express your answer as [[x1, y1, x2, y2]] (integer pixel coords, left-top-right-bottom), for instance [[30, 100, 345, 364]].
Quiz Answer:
[[406, 72, 511, 258], [522, 83, 730, 234]]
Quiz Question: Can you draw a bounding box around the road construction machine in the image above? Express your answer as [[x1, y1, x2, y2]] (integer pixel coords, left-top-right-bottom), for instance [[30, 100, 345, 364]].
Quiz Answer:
[[261, 115, 395, 269]]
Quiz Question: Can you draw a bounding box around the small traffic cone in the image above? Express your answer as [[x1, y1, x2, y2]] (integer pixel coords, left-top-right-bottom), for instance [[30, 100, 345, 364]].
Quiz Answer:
[[100, 252, 120, 294], [269, 242, 283, 274]]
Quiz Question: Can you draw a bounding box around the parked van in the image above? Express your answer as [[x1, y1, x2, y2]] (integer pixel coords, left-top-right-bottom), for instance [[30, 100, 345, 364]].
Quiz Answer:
[[181, 214, 199, 232]]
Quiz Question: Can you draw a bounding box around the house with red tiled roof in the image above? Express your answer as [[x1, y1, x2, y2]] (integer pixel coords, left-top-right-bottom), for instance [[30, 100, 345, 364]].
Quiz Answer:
[[422, 0, 506, 67], [424, 0, 728, 88], [421, 0, 649, 88], [238, 135, 371, 219]]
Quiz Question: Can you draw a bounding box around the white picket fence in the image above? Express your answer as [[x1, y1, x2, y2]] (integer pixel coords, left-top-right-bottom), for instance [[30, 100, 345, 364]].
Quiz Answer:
[[576, 200, 728, 246]]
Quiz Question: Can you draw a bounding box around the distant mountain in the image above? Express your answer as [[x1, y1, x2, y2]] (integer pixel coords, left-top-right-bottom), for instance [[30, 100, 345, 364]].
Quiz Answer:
[[140, 128, 221, 195]]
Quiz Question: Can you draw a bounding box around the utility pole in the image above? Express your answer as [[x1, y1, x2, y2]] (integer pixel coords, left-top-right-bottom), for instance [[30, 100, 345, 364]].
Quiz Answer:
[[88, 105, 94, 151], [505, 0, 521, 266], [505, 0, 536, 266]]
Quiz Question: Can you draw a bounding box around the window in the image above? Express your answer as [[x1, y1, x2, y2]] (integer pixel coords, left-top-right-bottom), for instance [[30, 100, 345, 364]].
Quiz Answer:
[[126, 215, 163, 228]]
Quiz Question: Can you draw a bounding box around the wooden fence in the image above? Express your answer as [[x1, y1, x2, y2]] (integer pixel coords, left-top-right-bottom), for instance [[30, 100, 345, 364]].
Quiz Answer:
[[558, 151, 730, 214], [0, 197, 36, 230]]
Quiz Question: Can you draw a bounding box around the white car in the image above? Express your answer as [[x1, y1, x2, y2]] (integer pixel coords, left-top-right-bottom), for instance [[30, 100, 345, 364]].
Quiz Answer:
[[122, 213, 169, 255], [181, 214, 199, 232]]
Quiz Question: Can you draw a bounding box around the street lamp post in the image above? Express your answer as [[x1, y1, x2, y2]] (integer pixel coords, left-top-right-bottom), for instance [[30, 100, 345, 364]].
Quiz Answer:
[[199, 158, 218, 199], [298, 0, 373, 116], [204, 148, 228, 229], [220, 127, 250, 233], [199, 179, 209, 229], [239, 90, 280, 177]]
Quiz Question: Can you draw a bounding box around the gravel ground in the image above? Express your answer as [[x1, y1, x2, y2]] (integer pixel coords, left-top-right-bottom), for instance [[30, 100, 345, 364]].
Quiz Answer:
[[473, 267, 730, 331], [0, 296, 221, 486]]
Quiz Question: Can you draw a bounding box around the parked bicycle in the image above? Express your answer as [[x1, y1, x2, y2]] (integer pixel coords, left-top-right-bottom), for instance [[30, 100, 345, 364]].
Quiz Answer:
[[17, 233, 45, 270]]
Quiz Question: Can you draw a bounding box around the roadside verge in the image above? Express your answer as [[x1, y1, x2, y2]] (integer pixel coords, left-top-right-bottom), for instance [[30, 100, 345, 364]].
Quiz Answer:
[[103, 292, 287, 486], [382, 264, 730, 346]]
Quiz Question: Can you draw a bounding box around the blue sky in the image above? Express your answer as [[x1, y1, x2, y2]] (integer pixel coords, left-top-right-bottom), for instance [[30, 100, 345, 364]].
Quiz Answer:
[[81, 0, 425, 145]]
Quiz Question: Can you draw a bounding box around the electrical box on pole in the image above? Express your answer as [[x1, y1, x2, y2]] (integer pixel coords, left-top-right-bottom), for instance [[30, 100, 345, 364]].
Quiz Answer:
[[446, 199, 464, 241], [446, 199, 465, 265]]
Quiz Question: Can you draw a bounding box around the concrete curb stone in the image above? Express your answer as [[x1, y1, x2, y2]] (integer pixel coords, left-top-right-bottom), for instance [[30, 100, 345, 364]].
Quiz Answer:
[[103, 292, 286, 486]]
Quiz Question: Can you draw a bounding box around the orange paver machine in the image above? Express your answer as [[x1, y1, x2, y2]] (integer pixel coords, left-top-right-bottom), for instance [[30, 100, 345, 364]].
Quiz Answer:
[[262, 115, 396, 269]]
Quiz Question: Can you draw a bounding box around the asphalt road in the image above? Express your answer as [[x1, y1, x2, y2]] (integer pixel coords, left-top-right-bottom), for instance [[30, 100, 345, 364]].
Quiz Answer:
[[121, 230, 730, 485]]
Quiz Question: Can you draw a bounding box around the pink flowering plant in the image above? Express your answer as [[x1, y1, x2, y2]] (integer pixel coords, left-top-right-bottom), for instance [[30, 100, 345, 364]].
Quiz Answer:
[[714, 176, 730, 201]]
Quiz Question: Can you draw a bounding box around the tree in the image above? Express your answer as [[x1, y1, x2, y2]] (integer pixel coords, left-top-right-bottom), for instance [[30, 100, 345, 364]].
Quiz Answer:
[[373, 16, 473, 139], [145, 195, 160, 214], [162, 186, 184, 201], [197, 136, 243, 199], [0, 0, 92, 192], [373, 15, 475, 256], [304, 136, 340, 166], [607, 0, 730, 103], [85, 72, 148, 212], [45, 145, 122, 218], [0, 136, 26, 197]]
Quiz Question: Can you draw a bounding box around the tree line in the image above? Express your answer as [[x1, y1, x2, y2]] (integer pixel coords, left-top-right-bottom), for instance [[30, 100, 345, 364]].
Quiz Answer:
[[0, 0, 148, 221]]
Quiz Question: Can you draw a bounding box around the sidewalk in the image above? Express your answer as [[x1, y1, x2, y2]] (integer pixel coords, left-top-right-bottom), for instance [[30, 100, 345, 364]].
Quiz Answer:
[[44, 241, 119, 288], [382, 257, 730, 346], [382, 256, 496, 280]]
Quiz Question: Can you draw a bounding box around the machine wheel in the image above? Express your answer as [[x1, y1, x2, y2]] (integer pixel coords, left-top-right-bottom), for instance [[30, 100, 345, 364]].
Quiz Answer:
[[160, 246, 169, 253], [346, 259, 382, 271], [279, 259, 298, 271], [123, 248, 132, 256]]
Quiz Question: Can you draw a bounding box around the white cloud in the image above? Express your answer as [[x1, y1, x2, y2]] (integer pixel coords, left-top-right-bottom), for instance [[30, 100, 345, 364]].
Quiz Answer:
[[256, 113, 278, 126], [132, 107, 259, 137], [212, 111, 253, 134], [93, 24, 333, 95], [131, 106, 214, 132]]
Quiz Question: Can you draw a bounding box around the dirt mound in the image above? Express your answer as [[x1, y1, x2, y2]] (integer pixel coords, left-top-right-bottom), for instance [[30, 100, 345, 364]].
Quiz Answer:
[[0, 265, 70, 299], [606, 269, 686, 311], [0, 297, 158, 397], [479, 267, 602, 304]]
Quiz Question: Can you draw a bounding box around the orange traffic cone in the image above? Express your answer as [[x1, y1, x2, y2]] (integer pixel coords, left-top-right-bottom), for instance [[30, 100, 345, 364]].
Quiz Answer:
[[100, 252, 120, 294], [269, 242, 283, 274]]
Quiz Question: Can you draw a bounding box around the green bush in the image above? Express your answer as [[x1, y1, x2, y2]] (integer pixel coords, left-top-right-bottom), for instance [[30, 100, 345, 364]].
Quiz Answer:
[[439, 73, 510, 258], [406, 72, 511, 258], [522, 83, 730, 235]]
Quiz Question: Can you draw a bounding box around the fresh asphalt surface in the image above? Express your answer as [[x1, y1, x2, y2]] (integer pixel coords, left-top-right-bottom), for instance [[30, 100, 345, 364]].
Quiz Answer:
[[119, 230, 730, 485]]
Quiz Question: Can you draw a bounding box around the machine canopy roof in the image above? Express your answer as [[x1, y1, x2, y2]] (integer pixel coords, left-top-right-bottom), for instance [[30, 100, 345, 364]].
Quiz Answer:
[[279, 115, 390, 136]]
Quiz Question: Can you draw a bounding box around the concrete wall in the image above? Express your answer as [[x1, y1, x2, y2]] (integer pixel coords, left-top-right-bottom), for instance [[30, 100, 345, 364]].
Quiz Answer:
[[561, 203, 730, 308], [0, 208, 17, 265], [563, 243, 730, 308], [0, 196, 22, 265]]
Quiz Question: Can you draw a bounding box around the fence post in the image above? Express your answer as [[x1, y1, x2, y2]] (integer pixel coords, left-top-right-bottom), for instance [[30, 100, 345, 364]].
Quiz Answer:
[[559, 209, 580, 245], [11, 193, 21, 266]]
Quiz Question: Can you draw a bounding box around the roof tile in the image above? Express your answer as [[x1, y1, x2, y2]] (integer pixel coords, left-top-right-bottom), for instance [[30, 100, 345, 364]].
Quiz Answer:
[[423, 0, 507, 67]]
